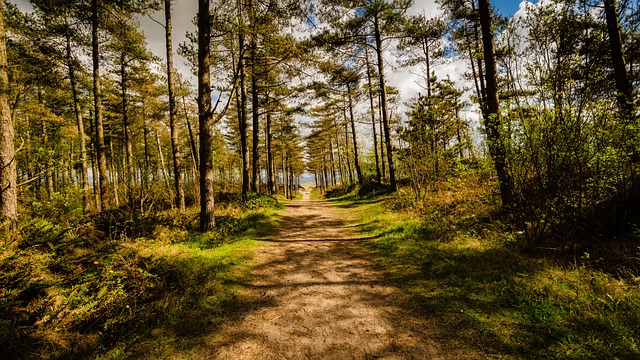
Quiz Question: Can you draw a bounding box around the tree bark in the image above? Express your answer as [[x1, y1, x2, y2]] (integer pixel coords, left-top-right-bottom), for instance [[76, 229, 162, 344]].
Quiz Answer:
[[472, 0, 488, 117], [198, 0, 215, 230], [346, 84, 362, 184], [0, 2, 17, 222], [92, 0, 109, 211], [373, 13, 396, 190], [365, 48, 381, 184], [604, 0, 634, 121], [478, 0, 513, 207], [120, 53, 133, 206], [238, 46, 249, 197], [165, 0, 185, 210], [66, 31, 89, 213], [183, 95, 199, 170], [250, 31, 260, 193], [266, 96, 275, 194]]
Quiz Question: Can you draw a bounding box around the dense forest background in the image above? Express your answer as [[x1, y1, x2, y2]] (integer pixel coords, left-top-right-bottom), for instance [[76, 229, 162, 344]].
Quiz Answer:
[[1, 0, 639, 358]]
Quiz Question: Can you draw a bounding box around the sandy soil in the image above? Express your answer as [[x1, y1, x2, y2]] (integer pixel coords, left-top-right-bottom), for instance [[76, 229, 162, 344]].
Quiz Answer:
[[201, 191, 453, 359]]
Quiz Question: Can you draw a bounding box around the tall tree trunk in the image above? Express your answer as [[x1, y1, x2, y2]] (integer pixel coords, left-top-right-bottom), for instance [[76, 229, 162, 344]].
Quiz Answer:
[[478, 0, 513, 207], [156, 132, 172, 203], [250, 37, 260, 193], [336, 129, 347, 185], [378, 79, 386, 180], [66, 31, 89, 212], [346, 84, 362, 184], [467, 37, 483, 115], [109, 140, 120, 208], [365, 48, 381, 184], [604, 0, 634, 121], [266, 96, 275, 194], [281, 147, 287, 198], [142, 105, 150, 185], [0, 3, 16, 222], [120, 53, 133, 206], [472, 0, 488, 116], [423, 38, 432, 98], [88, 112, 100, 208], [41, 117, 54, 200], [92, 0, 109, 211], [165, 0, 185, 210], [373, 13, 396, 190], [237, 1, 249, 198], [183, 95, 199, 170], [341, 118, 352, 185], [198, 0, 215, 230]]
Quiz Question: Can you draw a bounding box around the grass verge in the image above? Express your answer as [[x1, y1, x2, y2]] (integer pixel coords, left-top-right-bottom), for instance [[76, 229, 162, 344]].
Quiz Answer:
[[1, 196, 282, 359], [332, 177, 640, 359]]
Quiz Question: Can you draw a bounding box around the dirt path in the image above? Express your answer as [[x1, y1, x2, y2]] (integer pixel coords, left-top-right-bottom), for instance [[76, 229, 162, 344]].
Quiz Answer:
[[205, 191, 447, 359]]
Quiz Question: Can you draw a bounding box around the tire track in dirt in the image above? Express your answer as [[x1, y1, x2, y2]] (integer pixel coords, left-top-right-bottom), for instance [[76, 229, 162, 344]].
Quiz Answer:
[[199, 191, 458, 359]]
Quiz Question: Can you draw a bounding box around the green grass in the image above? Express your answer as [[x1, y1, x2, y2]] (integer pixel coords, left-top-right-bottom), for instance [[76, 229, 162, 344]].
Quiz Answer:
[[334, 180, 640, 359], [1, 200, 282, 359]]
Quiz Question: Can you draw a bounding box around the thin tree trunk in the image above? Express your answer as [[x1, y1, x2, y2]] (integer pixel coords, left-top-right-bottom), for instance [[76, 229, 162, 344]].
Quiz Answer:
[[329, 141, 337, 187], [478, 0, 513, 206], [378, 91, 386, 180], [0, 2, 16, 222], [165, 0, 185, 210], [66, 31, 89, 212], [373, 13, 396, 190], [423, 38, 432, 98], [604, 0, 634, 121], [237, 1, 249, 198], [198, 0, 215, 230], [266, 96, 274, 194], [92, 0, 109, 211], [88, 111, 100, 209], [472, 0, 488, 116], [156, 132, 172, 205], [250, 37, 260, 193], [365, 49, 381, 184], [142, 105, 150, 185], [120, 53, 134, 206], [335, 130, 346, 185], [281, 148, 287, 198], [110, 140, 120, 208], [346, 84, 362, 184], [183, 95, 199, 170], [42, 119, 54, 200], [341, 118, 352, 185]]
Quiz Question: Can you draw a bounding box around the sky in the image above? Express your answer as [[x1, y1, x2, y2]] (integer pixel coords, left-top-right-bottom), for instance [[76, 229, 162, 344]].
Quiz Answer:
[[492, 0, 524, 17], [7, 0, 532, 149], [6, 0, 528, 83]]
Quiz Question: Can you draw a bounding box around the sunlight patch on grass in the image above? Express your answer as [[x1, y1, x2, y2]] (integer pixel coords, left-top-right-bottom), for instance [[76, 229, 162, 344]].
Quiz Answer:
[[335, 177, 640, 359]]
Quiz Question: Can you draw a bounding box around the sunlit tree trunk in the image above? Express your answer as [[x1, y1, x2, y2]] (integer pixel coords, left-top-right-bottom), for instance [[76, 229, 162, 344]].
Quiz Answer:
[[479, 0, 513, 206], [66, 31, 89, 212], [120, 54, 133, 206], [266, 96, 275, 194], [199, 0, 215, 230], [250, 33, 260, 193], [373, 13, 396, 191], [346, 84, 361, 184], [92, 0, 109, 211], [365, 47, 381, 184], [165, 0, 185, 210], [0, 2, 16, 222], [183, 95, 199, 171]]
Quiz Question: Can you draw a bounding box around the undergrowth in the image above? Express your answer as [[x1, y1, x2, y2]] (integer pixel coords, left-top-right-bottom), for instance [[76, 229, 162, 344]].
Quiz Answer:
[[0, 193, 281, 359], [331, 174, 640, 359]]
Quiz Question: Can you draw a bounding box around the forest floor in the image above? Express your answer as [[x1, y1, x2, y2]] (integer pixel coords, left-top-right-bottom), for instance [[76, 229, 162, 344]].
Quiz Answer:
[[179, 190, 478, 359]]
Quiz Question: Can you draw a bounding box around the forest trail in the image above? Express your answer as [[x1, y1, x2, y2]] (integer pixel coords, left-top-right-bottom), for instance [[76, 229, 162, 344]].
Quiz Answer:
[[201, 190, 459, 359]]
